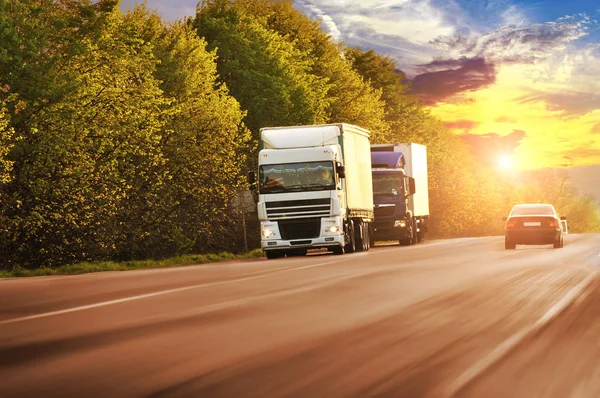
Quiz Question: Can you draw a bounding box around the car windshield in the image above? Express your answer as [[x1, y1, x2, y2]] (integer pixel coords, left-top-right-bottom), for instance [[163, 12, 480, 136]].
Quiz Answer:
[[510, 205, 554, 216], [259, 161, 335, 194], [372, 173, 404, 196]]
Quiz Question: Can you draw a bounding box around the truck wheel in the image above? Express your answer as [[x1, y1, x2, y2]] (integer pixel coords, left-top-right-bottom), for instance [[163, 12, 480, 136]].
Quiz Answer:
[[354, 220, 364, 252], [399, 219, 414, 246], [416, 220, 423, 243], [411, 218, 418, 245], [364, 225, 370, 251], [344, 221, 356, 253], [287, 249, 307, 257], [332, 246, 343, 255], [265, 250, 284, 259]]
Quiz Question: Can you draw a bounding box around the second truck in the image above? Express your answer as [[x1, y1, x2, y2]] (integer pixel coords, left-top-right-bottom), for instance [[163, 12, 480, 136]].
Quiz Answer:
[[248, 124, 374, 259], [370, 143, 429, 246]]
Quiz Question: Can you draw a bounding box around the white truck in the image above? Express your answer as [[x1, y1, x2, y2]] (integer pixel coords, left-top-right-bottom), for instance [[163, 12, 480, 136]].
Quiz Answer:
[[370, 143, 429, 245], [248, 124, 374, 259]]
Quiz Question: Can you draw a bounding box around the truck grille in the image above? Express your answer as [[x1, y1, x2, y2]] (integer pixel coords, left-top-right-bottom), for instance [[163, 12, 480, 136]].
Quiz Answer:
[[278, 218, 321, 240], [266, 198, 330, 220], [374, 205, 395, 217]]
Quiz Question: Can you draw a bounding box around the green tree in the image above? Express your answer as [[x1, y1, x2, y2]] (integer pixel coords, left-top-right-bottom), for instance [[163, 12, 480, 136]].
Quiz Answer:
[[0, 0, 172, 267], [0, 103, 14, 184], [194, 0, 330, 143], [126, 5, 252, 255]]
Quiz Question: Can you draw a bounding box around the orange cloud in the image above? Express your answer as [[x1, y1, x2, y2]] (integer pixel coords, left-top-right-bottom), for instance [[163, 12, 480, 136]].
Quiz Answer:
[[427, 63, 600, 170]]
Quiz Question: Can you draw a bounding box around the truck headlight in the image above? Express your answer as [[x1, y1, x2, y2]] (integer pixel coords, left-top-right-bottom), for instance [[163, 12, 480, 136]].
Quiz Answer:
[[262, 229, 275, 238], [394, 220, 407, 228], [326, 226, 339, 233]]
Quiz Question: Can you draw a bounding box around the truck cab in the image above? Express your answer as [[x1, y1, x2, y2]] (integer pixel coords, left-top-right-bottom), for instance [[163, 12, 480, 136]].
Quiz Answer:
[[248, 124, 373, 259], [371, 152, 416, 245], [370, 143, 429, 246]]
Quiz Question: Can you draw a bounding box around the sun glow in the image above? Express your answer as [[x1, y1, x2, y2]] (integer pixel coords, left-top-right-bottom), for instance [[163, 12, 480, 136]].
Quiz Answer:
[[498, 154, 514, 169]]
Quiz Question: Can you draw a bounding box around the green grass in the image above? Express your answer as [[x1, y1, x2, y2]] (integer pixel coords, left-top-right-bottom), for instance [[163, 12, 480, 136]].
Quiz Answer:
[[0, 249, 265, 278]]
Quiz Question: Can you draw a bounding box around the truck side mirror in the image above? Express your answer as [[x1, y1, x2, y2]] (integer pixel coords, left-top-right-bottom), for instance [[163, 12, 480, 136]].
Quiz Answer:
[[247, 171, 256, 190], [337, 165, 346, 179], [408, 177, 416, 195]]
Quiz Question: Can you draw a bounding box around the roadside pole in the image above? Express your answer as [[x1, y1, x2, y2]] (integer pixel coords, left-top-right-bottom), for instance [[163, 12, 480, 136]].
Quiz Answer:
[[242, 209, 248, 252], [231, 190, 256, 253]]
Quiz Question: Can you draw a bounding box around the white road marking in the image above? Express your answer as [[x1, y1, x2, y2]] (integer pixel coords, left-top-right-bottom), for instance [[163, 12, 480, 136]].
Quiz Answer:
[[170, 268, 388, 320], [0, 237, 476, 325], [0, 258, 342, 326], [445, 270, 599, 396]]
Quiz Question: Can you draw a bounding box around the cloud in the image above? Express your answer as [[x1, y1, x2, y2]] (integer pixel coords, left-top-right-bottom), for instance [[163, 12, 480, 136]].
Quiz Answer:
[[515, 91, 600, 116], [459, 130, 526, 164], [121, 0, 197, 21], [443, 119, 480, 134], [293, 0, 460, 76], [560, 144, 600, 167], [410, 57, 496, 104], [294, 1, 343, 42], [431, 14, 592, 65]]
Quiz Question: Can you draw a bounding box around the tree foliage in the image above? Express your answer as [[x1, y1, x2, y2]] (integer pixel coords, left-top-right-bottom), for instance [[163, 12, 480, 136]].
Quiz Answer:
[[0, 1, 250, 268], [0, 0, 597, 270]]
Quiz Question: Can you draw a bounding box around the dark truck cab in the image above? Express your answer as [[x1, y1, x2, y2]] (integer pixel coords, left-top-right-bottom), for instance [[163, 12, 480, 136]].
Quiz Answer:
[[370, 144, 429, 246]]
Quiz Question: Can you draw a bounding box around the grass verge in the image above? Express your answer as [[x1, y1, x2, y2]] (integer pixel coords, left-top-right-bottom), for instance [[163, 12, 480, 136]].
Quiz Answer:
[[1, 249, 265, 278]]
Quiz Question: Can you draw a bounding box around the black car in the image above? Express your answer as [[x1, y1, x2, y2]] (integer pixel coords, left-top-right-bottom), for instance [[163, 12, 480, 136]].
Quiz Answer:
[[504, 204, 565, 249]]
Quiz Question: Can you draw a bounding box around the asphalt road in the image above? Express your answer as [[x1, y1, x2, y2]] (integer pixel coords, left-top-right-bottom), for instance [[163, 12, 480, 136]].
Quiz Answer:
[[1, 234, 599, 397]]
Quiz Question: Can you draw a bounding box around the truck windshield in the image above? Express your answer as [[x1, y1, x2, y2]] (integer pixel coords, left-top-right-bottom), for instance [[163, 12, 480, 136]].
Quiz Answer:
[[372, 174, 404, 196], [259, 161, 335, 194]]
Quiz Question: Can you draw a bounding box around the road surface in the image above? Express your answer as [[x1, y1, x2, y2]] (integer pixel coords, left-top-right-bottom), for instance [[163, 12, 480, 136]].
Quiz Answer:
[[1, 234, 599, 397]]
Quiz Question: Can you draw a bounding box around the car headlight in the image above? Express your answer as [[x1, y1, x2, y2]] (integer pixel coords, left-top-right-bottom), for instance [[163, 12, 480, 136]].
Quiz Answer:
[[262, 229, 275, 238], [394, 220, 407, 228], [326, 226, 339, 233]]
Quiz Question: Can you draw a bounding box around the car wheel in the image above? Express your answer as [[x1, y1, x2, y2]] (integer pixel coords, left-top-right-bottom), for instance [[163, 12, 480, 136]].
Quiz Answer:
[[505, 238, 516, 250], [553, 234, 563, 249]]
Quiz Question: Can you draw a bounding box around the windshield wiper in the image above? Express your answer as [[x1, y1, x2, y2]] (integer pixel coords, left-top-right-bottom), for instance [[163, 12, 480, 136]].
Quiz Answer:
[[305, 183, 332, 190]]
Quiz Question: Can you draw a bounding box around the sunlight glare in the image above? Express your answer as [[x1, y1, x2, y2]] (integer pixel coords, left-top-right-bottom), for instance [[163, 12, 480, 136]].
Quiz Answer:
[[498, 154, 514, 169]]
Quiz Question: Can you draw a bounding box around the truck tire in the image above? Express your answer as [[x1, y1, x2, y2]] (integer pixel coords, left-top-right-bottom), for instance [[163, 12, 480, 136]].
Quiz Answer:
[[355, 220, 364, 252], [332, 246, 344, 255], [344, 221, 356, 253], [287, 248, 307, 257], [265, 250, 285, 259], [416, 219, 424, 243], [364, 225, 370, 251], [411, 218, 418, 245]]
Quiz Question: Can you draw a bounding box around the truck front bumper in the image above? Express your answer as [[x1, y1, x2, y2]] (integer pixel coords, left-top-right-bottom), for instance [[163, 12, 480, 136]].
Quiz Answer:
[[262, 235, 344, 251], [260, 218, 344, 251], [373, 219, 410, 241]]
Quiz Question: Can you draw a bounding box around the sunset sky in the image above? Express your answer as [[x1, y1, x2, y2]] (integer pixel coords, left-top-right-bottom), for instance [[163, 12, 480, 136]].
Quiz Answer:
[[124, 0, 599, 196]]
